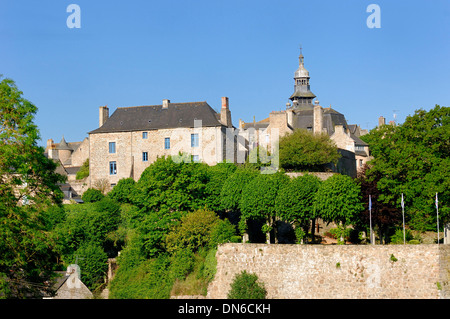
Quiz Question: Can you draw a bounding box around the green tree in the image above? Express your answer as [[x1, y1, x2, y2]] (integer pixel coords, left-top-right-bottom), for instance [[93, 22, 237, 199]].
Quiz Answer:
[[275, 174, 321, 243], [239, 172, 289, 243], [220, 165, 259, 213], [362, 105, 450, 231], [204, 162, 236, 213], [0, 77, 65, 298], [108, 177, 136, 204], [81, 188, 104, 203], [76, 158, 89, 180], [279, 129, 340, 171], [132, 155, 209, 212], [227, 270, 267, 299], [314, 174, 364, 243], [71, 241, 108, 291]]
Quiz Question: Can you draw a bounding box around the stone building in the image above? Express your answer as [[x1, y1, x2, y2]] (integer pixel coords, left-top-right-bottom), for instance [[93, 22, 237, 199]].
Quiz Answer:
[[239, 50, 371, 177], [44, 264, 93, 299], [45, 136, 90, 202], [87, 97, 235, 188]]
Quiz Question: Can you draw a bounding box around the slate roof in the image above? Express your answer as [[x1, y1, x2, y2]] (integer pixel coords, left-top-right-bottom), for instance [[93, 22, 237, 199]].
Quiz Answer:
[[89, 101, 224, 134], [293, 107, 348, 135]]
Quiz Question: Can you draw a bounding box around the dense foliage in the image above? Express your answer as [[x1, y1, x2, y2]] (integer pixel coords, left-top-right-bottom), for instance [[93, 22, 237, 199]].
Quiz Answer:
[[0, 77, 65, 298], [227, 270, 267, 299], [361, 105, 450, 231], [275, 174, 322, 242], [278, 129, 340, 171]]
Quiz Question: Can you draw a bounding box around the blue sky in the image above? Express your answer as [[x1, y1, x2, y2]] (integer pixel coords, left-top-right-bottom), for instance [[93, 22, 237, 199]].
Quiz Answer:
[[1, 0, 449, 146]]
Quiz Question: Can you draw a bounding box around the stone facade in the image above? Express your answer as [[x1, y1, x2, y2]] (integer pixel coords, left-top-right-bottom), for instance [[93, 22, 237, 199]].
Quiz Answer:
[[89, 126, 226, 186], [207, 243, 450, 299], [88, 99, 235, 186]]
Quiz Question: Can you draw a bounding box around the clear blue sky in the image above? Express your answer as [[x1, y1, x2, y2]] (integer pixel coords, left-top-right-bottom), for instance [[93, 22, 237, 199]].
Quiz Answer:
[[1, 0, 449, 146]]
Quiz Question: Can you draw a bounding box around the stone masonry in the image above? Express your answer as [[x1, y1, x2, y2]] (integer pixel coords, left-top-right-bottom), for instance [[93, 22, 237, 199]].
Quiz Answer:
[[207, 243, 450, 299]]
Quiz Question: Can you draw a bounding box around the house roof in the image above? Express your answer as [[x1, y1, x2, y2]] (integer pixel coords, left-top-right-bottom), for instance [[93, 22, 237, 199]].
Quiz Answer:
[[89, 101, 224, 134]]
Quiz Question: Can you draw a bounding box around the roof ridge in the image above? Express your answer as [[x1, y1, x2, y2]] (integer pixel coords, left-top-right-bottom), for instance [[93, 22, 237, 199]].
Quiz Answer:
[[116, 101, 208, 109]]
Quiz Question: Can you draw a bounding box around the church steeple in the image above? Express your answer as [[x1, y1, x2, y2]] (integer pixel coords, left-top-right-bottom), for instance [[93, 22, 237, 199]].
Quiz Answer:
[[289, 48, 316, 109]]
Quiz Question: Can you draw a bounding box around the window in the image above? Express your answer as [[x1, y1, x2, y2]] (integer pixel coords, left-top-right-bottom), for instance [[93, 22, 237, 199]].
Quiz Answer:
[[109, 161, 117, 175], [142, 132, 148, 139], [142, 152, 148, 162], [109, 142, 116, 154], [191, 133, 199, 148], [164, 137, 170, 149], [359, 159, 363, 167], [192, 155, 200, 163]]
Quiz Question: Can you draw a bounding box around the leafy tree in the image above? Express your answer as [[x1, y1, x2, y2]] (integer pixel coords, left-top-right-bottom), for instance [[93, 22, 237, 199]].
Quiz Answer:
[[76, 158, 89, 180], [227, 270, 267, 299], [279, 129, 340, 171], [0, 77, 65, 298], [108, 177, 136, 204], [239, 172, 289, 243], [220, 165, 259, 213], [53, 198, 121, 261], [204, 162, 236, 213], [275, 174, 321, 243], [361, 105, 450, 231], [355, 164, 401, 244], [165, 209, 237, 253], [314, 174, 364, 240], [71, 241, 108, 291], [132, 155, 209, 213], [81, 188, 104, 203]]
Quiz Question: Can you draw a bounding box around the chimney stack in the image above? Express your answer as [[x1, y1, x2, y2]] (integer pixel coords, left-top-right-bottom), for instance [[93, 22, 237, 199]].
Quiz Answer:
[[378, 116, 386, 127], [220, 97, 232, 128], [313, 100, 323, 134], [162, 99, 170, 109], [99, 106, 109, 128]]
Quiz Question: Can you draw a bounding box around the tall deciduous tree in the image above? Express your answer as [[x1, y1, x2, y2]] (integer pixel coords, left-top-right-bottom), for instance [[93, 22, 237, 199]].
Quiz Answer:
[[362, 105, 450, 231], [279, 129, 340, 172], [275, 174, 321, 243], [239, 172, 289, 243], [313, 174, 364, 242], [0, 77, 65, 298]]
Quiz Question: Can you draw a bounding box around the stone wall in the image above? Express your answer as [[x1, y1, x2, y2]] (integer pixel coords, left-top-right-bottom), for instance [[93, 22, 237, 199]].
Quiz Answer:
[[207, 243, 450, 299]]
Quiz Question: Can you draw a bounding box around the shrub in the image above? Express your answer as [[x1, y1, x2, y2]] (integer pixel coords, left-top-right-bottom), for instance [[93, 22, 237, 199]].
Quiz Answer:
[[108, 178, 136, 203], [227, 270, 267, 299], [76, 159, 89, 180], [389, 228, 414, 244], [82, 188, 104, 203]]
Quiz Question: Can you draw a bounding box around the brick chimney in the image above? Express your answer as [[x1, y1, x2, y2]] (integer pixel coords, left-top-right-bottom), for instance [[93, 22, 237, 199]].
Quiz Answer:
[[220, 97, 232, 128], [162, 99, 170, 109], [99, 106, 109, 128], [378, 116, 386, 127]]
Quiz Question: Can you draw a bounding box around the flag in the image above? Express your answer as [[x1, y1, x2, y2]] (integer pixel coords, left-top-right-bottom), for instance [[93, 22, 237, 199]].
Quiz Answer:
[[369, 195, 372, 211], [401, 193, 404, 209], [436, 193, 439, 210]]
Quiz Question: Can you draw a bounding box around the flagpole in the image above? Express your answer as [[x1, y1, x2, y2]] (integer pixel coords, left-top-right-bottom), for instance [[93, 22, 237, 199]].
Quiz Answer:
[[369, 195, 373, 245], [401, 193, 405, 245], [436, 193, 439, 245]]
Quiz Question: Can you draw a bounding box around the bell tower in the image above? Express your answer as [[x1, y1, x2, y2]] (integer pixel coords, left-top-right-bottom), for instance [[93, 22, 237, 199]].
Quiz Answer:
[[289, 47, 316, 109]]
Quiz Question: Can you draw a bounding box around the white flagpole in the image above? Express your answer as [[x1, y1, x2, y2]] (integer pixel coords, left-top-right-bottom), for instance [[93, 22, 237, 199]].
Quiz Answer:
[[436, 193, 439, 245], [369, 195, 373, 245], [401, 193, 405, 245]]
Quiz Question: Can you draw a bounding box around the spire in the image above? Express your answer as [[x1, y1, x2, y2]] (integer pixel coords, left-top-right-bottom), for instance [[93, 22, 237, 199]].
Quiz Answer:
[[299, 45, 304, 66], [56, 135, 71, 150], [289, 47, 316, 108]]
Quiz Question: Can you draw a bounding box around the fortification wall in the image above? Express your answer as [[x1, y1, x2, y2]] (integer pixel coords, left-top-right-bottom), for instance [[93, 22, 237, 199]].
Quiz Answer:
[[207, 243, 450, 299]]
